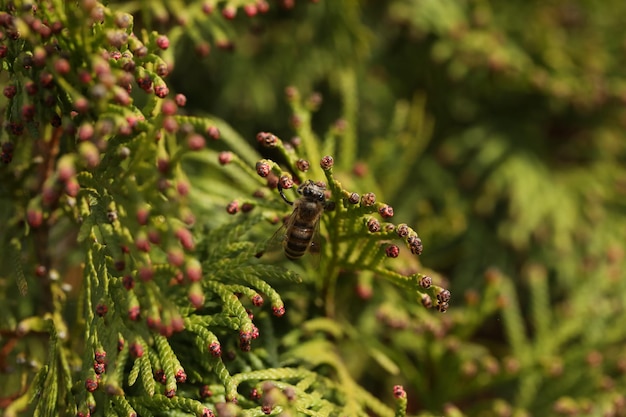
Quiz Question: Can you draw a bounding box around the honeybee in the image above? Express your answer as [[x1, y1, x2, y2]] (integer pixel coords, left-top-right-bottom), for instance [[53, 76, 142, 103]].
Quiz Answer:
[[277, 179, 327, 260]]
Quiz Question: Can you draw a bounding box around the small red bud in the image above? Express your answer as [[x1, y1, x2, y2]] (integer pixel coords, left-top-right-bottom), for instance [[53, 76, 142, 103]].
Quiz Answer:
[[257, 1, 270, 13], [157, 158, 170, 174], [171, 316, 185, 332], [57, 160, 75, 183], [167, 247, 185, 267], [136, 206, 150, 225], [256, 132, 278, 147], [95, 303, 108, 317], [159, 323, 174, 338], [222, 5, 237, 19], [135, 234, 151, 252], [175, 369, 187, 383], [79, 70, 92, 84], [156, 35, 170, 50], [147, 229, 161, 245], [42, 184, 58, 206], [195, 42, 211, 57], [175, 94, 187, 107], [187, 133, 205, 150], [3, 85, 17, 99], [241, 202, 254, 213], [408, 235, 423, 255], [27, 209, 43, 228], [161, 99, 177, 115], [122, 275, 134, 290], [244, 4, 257, 16], [272, 305, 285, 317], [185, 259, 203, 282], [79, 142, 100, 168], [85, 378, 99, 392], [174, 271, 184, 284], [251, 293, 264, 306], [77, 123, 94, 142], [138, 266, 154, 282], [128, 306, 140, 321], [163, 116, 178, 133], [21, 104, 36, 121], [361, 193, 376, 207], [35, 265, 47, 277], [24, 81, 38, 96], [154, 85, 169, 98], [39, 72, 54, 88], [419, 275, 432, 289], [256, 161, 270, 177], [129, 342, 144, 358], [206, 125, 220, 140], [94, 350, 107, 364], [147, 316, 161, 331], [296, 159, 310, 172], [74, 97, 89, 113], [279, 175, 293, 190], [421, 295, 433, 309], [285, 86, 298, 101], [175, 227, 195, 250], [154, 369, 166, 384], [320, 155, 334, 170], [209, 341, 221, 357], [366, 217, 381, 233], [201, 2, 214, 14], [189, 291, 204, 309], [393, 385, 406, 399], [437, 289, 451, 304], [226, 201, 240, 214], [94, 361, 105, 374], [177, 180, 190, 197], [396, 224, 410, 238], [218, 151, 233, 165], [355, 283, 373, 300], [54, 58, 70, 75], [385, 244, 400, 258], [378, 204, 394, 218], [353, 162, 368, 177]]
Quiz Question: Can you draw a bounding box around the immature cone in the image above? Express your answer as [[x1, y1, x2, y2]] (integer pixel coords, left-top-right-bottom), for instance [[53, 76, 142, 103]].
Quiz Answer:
[[256, 161, 270, 177], [320, 155, 334, 170]]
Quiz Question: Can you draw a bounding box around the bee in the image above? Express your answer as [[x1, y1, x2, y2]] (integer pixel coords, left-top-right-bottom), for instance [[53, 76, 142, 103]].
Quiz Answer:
[[277, 179, 327, 260]]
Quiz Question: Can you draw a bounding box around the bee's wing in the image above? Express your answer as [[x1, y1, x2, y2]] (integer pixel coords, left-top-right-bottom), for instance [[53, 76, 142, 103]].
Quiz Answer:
[[308, 214, 324, 267], [257, 211, 294, 259]]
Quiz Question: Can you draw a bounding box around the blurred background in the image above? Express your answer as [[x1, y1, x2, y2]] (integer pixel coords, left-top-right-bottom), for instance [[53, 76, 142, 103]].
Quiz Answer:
[[151, 0, 626, 415]]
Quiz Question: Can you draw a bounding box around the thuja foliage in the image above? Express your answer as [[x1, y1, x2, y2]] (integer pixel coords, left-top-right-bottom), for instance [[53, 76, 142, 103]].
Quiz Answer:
[[3, 1, 626, 417], [0, 1, 447, 416], [160, 1, 626, 416]]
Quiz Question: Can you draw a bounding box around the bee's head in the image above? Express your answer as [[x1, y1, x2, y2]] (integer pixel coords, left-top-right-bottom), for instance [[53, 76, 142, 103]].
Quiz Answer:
[[299, 180, 326, 202]]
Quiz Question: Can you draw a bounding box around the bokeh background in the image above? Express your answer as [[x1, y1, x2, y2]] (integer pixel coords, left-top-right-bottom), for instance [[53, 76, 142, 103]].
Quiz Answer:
[[161, 1, 626, 415]]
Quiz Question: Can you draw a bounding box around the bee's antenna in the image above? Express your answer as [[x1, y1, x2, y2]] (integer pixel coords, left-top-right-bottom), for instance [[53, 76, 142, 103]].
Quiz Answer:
[[277, 182, 294, 205]]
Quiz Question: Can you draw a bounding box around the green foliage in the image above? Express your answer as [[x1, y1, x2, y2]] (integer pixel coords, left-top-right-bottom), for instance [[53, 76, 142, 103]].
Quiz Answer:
[[0, 1, 440, 416], [2, 1, 626, 417]]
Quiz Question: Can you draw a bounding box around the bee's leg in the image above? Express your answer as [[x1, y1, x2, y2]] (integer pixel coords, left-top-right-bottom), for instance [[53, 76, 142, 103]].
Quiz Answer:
[[277, 183, 294, 205], [323, 201, 336, 212]]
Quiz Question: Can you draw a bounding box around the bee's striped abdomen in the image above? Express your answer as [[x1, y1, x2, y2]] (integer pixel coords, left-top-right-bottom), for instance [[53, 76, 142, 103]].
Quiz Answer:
[[284, 219, 314, 259]]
